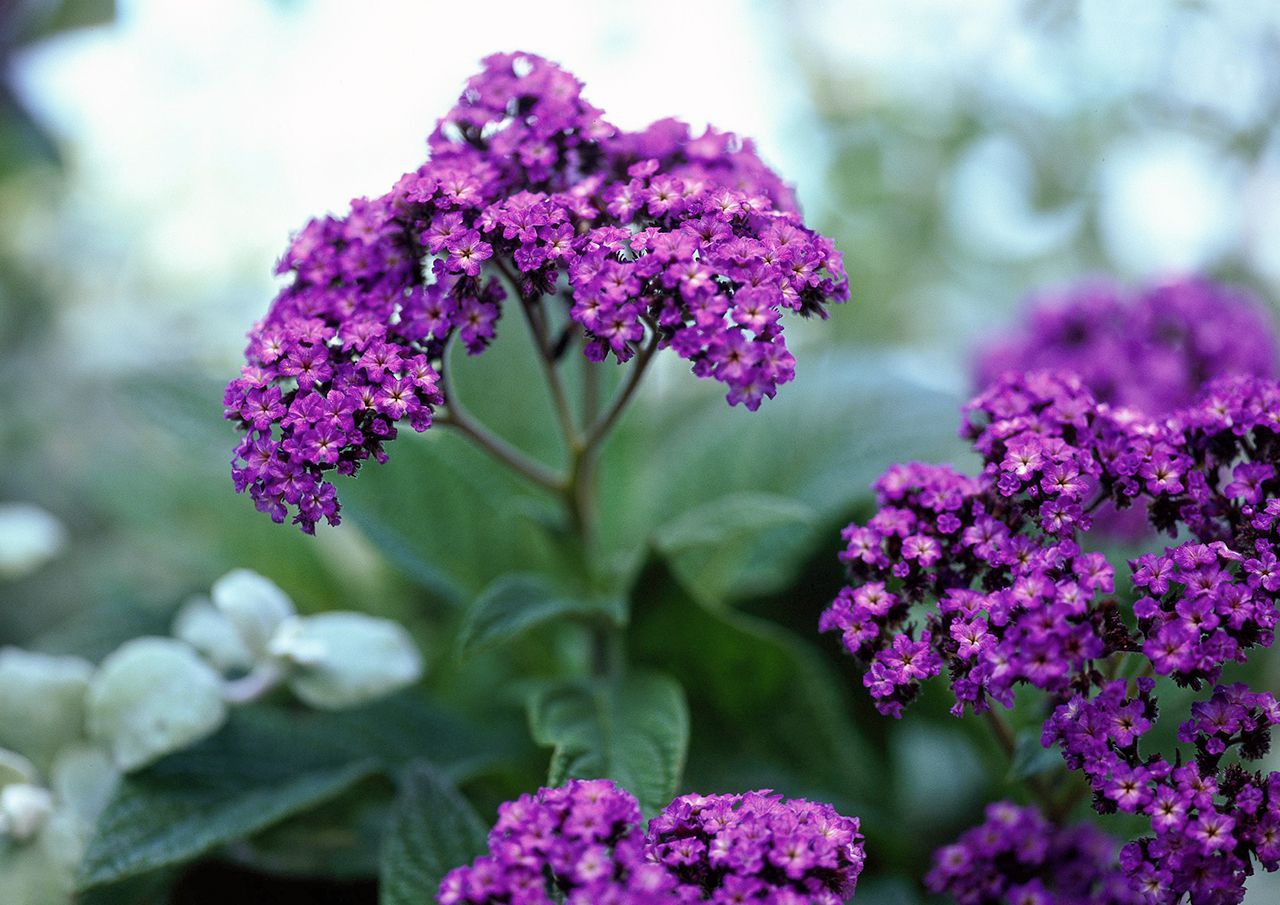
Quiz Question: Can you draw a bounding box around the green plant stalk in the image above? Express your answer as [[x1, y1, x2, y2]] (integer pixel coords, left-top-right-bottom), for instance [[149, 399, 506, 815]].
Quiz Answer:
[[984, 705, 1087, 825], [493, 256, 581, 454], [440, 267, 662, 683]]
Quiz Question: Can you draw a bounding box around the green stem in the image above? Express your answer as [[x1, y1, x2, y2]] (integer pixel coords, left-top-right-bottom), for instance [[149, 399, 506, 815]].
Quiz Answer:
[[582, 326, 660, 451], [493, 257, 581, 452], [453, 258, 663, 685], [435, 408, 564, 493], [582, 332, 601, 426], [436, 332, 566, 492], [983, 708, 1071, 821], [983, 707, 1019, 759]]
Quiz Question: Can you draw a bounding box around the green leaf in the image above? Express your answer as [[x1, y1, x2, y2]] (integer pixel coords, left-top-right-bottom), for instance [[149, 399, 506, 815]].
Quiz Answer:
[[379, 761, 488, 905], [600, 352, 969, 564], [1008, 729, 1062, 783], [33, 594, 174, 664], [78, 690, 504, 889], [78, 709, 380, 889], [17, 0, 116, 45], [341, 432, 563, 602], [340, 319, 571, 600], [626, 558, 881, 812], [527, 670, 689, 816], [458, 573, 626, 657], [225, 775, 389, 880], [309, 692, 507, 783], [0, 89, 60, 179], [652, 492, 818, 606], [78, 869, 175, 905]]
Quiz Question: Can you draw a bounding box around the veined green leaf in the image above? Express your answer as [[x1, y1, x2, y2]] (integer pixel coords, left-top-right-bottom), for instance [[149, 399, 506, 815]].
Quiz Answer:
[[527, 670, 689, 816]]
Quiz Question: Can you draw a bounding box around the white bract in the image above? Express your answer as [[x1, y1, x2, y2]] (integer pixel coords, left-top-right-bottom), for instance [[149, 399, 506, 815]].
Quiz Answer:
[[202, 568, 426, 708], [0, 503, 67, 579], [50, 745, 119, 829], [0, 783, 55, 842], [172, 595, 255, 673], [0, 648, 94, 774], [210, 568, 296, 658], [284, 612, 424, 710], [86, 638, 227, 772], [267, 616, 328, 667]]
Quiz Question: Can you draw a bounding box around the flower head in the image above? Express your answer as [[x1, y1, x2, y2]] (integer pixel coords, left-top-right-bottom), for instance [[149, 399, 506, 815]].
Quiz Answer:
[[976, 277, 1276, 416], [822, 372, 1280, 902], [226, 53, 848, 532], [438, 780, 865, 904], [926, 802, 1141, 905]]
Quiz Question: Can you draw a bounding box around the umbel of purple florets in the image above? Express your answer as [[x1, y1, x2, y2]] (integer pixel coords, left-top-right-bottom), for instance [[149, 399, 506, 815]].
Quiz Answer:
[[648, 791, 866, 904], [975, 276, 1278, 540], [976, 276, 1277, 416], [821, 372, 1280, 903], [1042, 680, 1280, 904], [436, 779, 669, 905], [224, 52, 848, 532], [821, 372, 1280, 718], [437, 780, 866, 904], [926, 801, 1142, 905]]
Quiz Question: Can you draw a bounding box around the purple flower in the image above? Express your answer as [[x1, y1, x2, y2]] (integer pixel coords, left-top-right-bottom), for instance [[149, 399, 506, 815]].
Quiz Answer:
[[975, 277, 1277, 539], [227, 52, 848, 531], [438, 780, 865, 904], [926, 802, 1141, 905], [822, 370, 1280, 901], [976, 276, 1277, 417]]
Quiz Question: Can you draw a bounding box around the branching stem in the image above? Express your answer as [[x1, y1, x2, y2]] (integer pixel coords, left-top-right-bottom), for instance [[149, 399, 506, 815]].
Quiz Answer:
[[493, 256, 581, 452], [442, 257, 664, 683], [983, 707, 1079, 823], [436, 336, 564, 493], [582, 327, 661, 451]]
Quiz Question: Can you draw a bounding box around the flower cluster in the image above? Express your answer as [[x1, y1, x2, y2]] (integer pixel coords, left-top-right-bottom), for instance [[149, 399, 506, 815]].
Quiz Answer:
[[437, 780, 865, 904], [976, 276, 1276, 416], [822, 372, 1280, 719], [648, 791, 866, 904], [1044, 680, 1280, 903], [821, 372, 1280, 901], [225, 52, 847, 532], [437, 779, 666, 905], [821, 373, 1160, 717], [1130, 542, 1277, 687], [926, 801, 1141, 905]]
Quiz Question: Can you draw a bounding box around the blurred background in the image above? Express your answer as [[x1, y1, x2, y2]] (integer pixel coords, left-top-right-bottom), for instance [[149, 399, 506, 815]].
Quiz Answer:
[[3, 0, 1280, 901]]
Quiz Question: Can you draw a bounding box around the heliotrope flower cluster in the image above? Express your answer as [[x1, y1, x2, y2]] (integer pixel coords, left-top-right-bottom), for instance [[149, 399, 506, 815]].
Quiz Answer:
[[925, 801, 1141, 905], [976, 276, 1277, 416], [648, 791, 866, 904], [820, 371, 1280, 902], [1043, 680, 1280, 903], [975, 276, 1278, 541], [437, 779, 865, 904], [224, 52, 848, 532], [822, 372, 1280, 717]]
